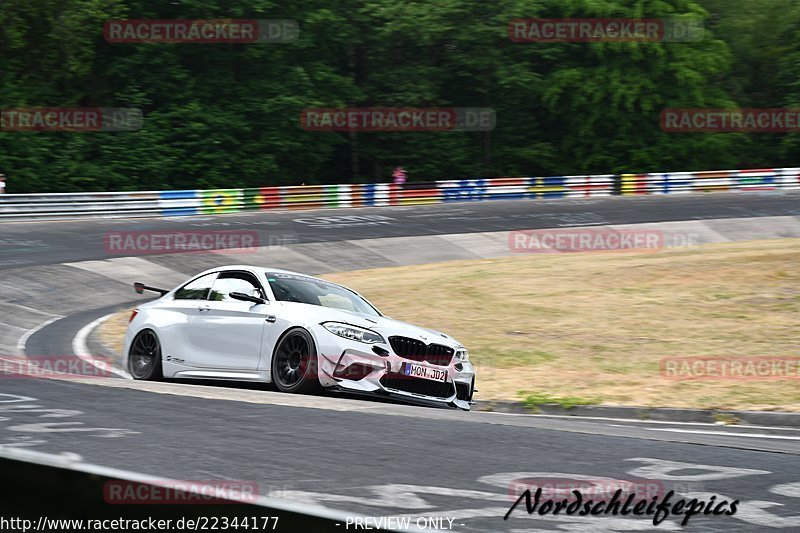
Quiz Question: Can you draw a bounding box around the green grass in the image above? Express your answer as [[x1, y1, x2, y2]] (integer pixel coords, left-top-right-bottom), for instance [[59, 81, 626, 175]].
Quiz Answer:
[[712, 413, 741, 426], [519, 391, 601, 411]]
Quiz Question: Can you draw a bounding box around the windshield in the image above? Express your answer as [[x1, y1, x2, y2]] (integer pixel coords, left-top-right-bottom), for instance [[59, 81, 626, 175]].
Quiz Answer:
[[265, 272, 381, 317]]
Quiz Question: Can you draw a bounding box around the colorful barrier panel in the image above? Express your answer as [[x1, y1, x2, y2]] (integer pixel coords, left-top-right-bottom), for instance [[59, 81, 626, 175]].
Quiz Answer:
[[564, 175, 615, 197], [158, 190, 198, 216], [0, 167, 798, 220]]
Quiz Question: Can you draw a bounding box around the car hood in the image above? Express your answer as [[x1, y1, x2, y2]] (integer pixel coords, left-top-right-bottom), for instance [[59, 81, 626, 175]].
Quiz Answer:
[[299, 304, 462, 348]]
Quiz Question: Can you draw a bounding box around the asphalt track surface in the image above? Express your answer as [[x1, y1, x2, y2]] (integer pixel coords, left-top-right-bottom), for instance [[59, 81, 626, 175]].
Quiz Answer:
[[3, 190, 800, 269], [3, 192, 800, 532]]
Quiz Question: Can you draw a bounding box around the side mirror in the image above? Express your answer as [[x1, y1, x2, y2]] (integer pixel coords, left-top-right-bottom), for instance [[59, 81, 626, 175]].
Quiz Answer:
[[229, 291, 267, 305], [134, 282, 168, 296]]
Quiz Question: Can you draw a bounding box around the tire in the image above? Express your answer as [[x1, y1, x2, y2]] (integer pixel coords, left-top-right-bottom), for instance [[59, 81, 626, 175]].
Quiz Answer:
[[128, 329, 163, 381], [271, 328, 320, 393]]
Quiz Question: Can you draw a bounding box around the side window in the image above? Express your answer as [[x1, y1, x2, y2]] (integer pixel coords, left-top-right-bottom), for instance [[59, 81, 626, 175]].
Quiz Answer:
[[174, 273, 217, 300], [209, 272, 264, 302]]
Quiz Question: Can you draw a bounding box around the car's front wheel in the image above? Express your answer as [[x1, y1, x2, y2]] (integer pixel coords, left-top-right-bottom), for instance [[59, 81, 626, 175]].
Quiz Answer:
[[128, 329, 163, 381], [271, 328, 319, 393]]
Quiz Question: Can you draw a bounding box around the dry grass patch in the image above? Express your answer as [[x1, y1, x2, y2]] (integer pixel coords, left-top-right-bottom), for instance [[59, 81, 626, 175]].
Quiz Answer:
[[97, 308, 132, 356], [98, 239, 800, 411], [325, 239, 800, 411]]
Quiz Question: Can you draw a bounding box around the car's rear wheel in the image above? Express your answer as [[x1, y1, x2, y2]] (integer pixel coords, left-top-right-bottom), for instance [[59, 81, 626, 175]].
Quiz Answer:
[[129, 329, 163, 381], [271, 328, 319, 393]]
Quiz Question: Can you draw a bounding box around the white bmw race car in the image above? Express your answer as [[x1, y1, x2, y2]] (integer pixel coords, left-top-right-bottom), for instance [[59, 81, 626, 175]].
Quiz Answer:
[[123, 265, 476, 409]]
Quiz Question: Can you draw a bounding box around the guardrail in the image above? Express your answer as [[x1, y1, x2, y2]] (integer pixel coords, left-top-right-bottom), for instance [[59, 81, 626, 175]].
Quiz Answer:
[[1, 167, 798, 220]]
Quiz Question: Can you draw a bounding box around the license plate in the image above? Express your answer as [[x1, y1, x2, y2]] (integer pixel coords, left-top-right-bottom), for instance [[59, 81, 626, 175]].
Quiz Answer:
[[403, 363, 447, 382]]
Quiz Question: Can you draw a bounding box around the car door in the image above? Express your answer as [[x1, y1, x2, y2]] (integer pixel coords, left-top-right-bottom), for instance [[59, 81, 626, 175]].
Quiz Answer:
[[186, 270, 269, 371], [159, 271, 219, 366]]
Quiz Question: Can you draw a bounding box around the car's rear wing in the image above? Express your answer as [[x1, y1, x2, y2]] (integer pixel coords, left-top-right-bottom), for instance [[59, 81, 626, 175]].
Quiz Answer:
[[133, 282, 169, 296]]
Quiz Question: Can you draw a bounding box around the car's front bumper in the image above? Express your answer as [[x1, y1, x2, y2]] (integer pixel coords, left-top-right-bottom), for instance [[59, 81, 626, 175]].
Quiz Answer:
[[315, 335, 476, 411]]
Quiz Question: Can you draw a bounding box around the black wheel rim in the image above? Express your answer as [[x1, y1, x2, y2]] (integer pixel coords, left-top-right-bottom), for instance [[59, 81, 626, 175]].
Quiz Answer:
[[275, 334, 309, 387], [130, 331, 159, 379]]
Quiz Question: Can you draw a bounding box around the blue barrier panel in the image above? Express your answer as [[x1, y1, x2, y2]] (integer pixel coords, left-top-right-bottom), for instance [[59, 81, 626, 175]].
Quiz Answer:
[[440, 179, 486, 202], [362, 183, 376, 206], [159, 190, 198, 216], [656, 173, 693, 193]]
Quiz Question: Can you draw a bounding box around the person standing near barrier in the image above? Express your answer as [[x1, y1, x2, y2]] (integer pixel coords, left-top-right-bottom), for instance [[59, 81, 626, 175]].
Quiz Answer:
[[0, 174, 6, 194], [392, 166, 407, 185]]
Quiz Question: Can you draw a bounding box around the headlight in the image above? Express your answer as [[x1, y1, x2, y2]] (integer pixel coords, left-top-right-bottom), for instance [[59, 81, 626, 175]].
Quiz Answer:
[[322, 322, 385, 344], [455, 347, 469, 361]]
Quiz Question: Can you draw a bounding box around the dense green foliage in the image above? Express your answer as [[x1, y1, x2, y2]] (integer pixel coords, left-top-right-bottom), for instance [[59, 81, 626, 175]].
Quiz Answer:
[[0, 0, 798, 192]]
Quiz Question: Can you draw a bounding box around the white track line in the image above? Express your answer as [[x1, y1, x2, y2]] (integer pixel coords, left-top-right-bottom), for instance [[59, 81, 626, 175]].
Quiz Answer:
[[0, 322, 29, 332], [643, 427, 800, 440], [72, 312, 132, 380], [485, 412, 800, 432], [6, 301, 60, 318], [17, 315, 64, 356]]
